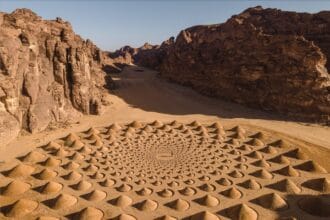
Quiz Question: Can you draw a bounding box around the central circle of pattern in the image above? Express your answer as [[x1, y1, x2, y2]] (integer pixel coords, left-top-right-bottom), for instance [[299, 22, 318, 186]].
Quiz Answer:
[[114, 124, 219, 178]]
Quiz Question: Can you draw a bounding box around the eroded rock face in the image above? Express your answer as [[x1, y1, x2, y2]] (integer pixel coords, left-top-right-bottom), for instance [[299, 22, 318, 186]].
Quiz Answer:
[[0, 9, 110, 145], [110, 38, 174, 70], [123, 7, 330, 122]]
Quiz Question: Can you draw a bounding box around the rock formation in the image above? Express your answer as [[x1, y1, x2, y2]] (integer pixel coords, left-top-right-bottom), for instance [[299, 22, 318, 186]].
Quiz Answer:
[[0, 9, 111, 145], [116, 6, 330, 123], [110, 37, 174, 70]]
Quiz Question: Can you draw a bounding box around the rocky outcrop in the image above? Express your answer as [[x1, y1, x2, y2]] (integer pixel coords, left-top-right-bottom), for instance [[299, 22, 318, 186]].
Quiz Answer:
[[109, 37, 174, 70], [0, 9, 111, 145], [124, 7, 330, 123]]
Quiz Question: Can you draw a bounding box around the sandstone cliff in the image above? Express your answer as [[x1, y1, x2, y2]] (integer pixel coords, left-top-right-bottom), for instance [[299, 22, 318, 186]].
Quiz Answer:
[[116, 7, 330, 123], [0, 9, 111, 145], [110, 37, 174, 70]]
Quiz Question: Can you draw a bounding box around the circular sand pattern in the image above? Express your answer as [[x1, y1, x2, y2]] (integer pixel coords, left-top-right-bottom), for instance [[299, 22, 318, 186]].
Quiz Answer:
[[0, 121, 329, 219]]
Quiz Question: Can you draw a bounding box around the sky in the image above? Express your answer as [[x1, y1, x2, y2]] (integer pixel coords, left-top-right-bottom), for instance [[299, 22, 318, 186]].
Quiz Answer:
[[0, 0, 330, 51]]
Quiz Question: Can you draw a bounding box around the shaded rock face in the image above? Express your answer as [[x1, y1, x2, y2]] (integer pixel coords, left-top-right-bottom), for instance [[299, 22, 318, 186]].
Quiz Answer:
[[131, 7, 330, 122], [0, 9, 109, 145]]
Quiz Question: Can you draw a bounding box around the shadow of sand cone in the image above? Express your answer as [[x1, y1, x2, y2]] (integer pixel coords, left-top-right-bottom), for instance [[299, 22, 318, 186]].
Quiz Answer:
[[165, 199, 190, 211], [1, 180, 31, 196], [1, 199, 38, 218], [251, 193, 288, 211], [135, 199, 158, 211]]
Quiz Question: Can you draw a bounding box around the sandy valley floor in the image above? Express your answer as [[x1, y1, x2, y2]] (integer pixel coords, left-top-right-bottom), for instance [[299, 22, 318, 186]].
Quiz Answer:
[[0, 66, 329, 219]]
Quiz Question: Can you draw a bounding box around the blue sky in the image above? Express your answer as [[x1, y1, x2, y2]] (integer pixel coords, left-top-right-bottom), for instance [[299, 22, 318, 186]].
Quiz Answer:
[[1, 0, 329, 51]]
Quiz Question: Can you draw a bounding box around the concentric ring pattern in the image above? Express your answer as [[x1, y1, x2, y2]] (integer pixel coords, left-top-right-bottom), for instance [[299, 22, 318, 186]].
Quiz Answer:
[[0, 121, 329, 220]]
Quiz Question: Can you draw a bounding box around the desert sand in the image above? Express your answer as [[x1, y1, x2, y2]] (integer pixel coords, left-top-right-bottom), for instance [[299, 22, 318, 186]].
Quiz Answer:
[[0, 66, 329, 219]]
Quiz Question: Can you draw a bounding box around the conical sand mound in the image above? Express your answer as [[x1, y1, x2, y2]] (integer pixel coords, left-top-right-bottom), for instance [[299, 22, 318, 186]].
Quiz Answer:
[[134, 199, 158, 211], [250, 169, 273, 179], [158, 188, 174, 197], [85, 127, 101, 135], [1, 199, 38, 218], [222, 203, 258, 220], [70, 207, 103, 220], [198, 183, 216, 192], [51, 148, 69, 157], [62, 161, 80, 170], [17, 151, 45, 163], [259, 146, 278, 154], [70, 180, 92, 191], [246, 151, 263, 159], [81, 190, 106, 201], [268, 139, 289, 148], [1, 180, 31, 196], [143, 125, 154, 132], [70, 139, 85, 148], [249, 132, 265, 139], [251, 193, 288, 211], [42, 141, 61, 151], [99, 178, 116, 187], [179, 187, 196, 196], [2, 164, 35, 178], [109, 195, 133, 207], [92, 139, 103, 147], [229, 131, 245, 139], [136, 187, 153, 196], [35, 181, 63, 194], [194, 194, 219, 207], [112, 214, 137, 220], [86, 134, 101, 142], [228, 170, 244, 178], [33, 168, 58, 180], [283, 148, 308, 160], [216, 177, 232, 186], [274, 165, 300, 177], [266, 179, 301, 194], [294, 161, 327, 173], [220, 187, 242, 199], [39, 157, 61, 167], [155, 215, 177, 220], [150, 120, 163, 127], [165, 199, 190, 211], [189, 120, 200, 127], [238, 179, 261, 190], [108, 123, 122, 131], [116, 183, 132, 192], [64, 133, 80, 146], [129, 120, 143, 128], [267, 155, 290, 164], [187, 211, 220, 220], [44, 193, 77, 209], [229, 126, 246, 134], [301, 178, 330, 192], [251, 159, 270, 168], [61, 171, 82, 181], [245, 138, 264, 147]]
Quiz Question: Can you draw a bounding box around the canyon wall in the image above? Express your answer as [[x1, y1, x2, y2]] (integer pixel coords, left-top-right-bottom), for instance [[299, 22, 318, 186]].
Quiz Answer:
[[0, 9, 111, 145], [117, 7, 330, 123]]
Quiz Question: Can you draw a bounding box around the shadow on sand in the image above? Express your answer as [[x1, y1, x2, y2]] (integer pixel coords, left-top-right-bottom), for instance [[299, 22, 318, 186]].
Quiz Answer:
[[108, 65, 316, 124]]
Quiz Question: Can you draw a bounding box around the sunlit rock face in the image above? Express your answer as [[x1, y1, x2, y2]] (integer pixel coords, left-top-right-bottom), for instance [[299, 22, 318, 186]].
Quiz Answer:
[[0, 9, 110, 145], [121, 7, 330, 123]]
